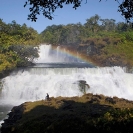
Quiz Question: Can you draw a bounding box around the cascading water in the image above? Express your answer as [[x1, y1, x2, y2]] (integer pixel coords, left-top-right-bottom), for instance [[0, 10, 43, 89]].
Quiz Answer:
[[0, 44, 133, 128], [1, 66, 133, 106], [0, 45, 133, 105]]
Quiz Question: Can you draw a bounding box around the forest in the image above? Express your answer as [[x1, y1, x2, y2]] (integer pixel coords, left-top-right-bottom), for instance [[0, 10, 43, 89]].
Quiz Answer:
[[1, 14, 133, 75]]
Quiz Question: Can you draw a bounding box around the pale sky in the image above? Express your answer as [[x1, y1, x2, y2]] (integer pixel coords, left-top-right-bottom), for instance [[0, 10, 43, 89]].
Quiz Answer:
[[0, 0, 125, 33]]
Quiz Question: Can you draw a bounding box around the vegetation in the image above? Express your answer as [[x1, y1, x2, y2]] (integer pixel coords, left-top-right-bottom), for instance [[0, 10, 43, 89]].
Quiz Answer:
[[0, 19, 40, 75], [2, 93, 133, 133]]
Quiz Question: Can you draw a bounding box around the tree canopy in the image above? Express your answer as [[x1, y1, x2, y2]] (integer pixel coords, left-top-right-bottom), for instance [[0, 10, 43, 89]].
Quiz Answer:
[[0, 19, 40, 72], [24, 0, 133, 23]]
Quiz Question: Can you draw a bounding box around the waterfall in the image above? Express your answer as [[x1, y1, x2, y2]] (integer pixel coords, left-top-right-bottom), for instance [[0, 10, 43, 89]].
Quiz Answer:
[[56, 46, 60, 59], [34, 44, 56, 63], [0, 44, 133, 106], [0, 66, 133, 106], [34, 44, 84, 63]]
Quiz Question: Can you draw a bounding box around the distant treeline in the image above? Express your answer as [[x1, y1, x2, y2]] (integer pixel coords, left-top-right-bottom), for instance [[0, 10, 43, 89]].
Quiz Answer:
[[40, 14, 133, 45]]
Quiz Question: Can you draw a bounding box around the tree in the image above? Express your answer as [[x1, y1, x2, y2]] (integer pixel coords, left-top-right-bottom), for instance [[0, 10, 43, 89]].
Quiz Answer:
[[0, 20, 40, 72], [24, 0, 133, 23], [84, 14, 101, 33], [24, 0, 81, 21], [118, 0, 133, 23], [100, 19, 116, 32], [116, 22, 130, 31]]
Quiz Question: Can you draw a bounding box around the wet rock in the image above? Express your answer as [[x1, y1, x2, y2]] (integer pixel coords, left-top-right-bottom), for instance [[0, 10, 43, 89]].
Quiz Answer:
[[78, 80, 90, 94], [1, 104, 24, 133]]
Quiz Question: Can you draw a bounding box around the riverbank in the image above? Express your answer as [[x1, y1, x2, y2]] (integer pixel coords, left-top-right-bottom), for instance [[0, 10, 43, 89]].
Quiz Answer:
[[1, 93, 133, 133]]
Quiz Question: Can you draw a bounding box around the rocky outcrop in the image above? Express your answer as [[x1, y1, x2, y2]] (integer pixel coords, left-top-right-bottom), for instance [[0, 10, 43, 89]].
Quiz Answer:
[[78, 80, 90, 94], [1, 104, 25, 133], [1, 93, 133, 133]]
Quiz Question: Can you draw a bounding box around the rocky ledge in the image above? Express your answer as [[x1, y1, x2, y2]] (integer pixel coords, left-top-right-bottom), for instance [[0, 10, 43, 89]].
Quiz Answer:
[[1, 93, 133, 133]]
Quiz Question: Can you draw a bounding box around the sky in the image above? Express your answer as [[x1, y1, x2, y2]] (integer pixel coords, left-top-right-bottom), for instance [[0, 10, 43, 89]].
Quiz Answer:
[[0, 0, 125, 33]]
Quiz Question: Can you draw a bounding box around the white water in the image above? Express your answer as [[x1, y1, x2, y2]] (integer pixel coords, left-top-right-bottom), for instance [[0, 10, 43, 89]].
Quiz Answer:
[[0, 66, 133, 106]]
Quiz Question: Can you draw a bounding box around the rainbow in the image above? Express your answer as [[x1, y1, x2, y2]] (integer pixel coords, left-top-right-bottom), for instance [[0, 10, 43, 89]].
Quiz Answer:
[[51, 45, 98, 67]]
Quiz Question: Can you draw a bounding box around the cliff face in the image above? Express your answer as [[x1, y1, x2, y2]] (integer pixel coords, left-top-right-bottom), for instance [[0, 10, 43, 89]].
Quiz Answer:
[[1, 93, 133, 133]]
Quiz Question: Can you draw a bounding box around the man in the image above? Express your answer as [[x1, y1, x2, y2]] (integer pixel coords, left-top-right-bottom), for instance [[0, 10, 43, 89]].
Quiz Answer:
[[45, 93, 49, 101]]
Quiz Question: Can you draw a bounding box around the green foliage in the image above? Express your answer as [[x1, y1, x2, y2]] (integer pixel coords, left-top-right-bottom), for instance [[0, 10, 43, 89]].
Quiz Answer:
[[41, 24, 81, 45], [40, 15, 132, 45], [123, 31, 133, 42], [0, 19, 40, 72], [0, 53, 17, 71], [9, 45, 39, 66], [102, 37, 133, 66]]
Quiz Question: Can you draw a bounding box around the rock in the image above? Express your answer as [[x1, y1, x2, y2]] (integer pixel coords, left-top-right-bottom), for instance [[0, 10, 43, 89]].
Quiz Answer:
[[1, 104, 24, 133], [105, 97, 116, 104], [1, 93, 133, 133], [78, 80, 90, 94]]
